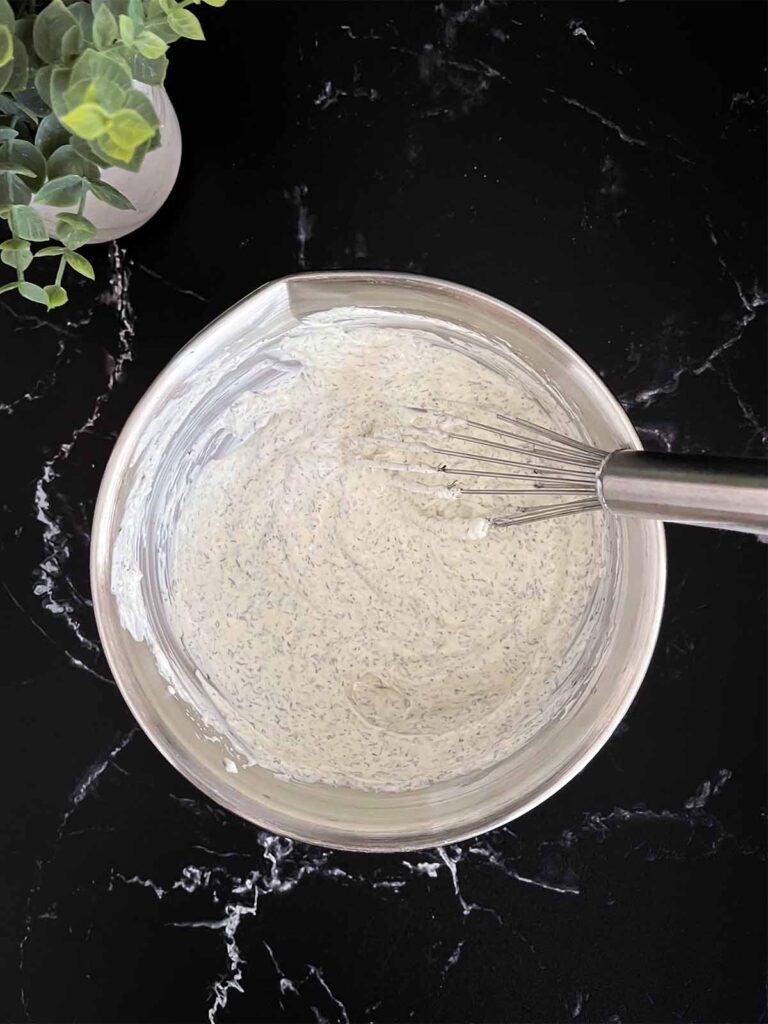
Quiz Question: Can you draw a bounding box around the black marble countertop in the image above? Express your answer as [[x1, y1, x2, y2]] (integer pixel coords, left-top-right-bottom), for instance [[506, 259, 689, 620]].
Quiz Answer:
[[1, 3, 766, 1022]]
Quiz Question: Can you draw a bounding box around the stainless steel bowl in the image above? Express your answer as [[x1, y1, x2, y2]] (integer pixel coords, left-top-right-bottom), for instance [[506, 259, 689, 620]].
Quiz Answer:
[[91, 272, 666, 851]]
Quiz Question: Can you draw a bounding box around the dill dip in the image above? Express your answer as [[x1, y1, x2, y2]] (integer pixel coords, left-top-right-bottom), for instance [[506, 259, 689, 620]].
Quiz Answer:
[[161, 318, 605, 791]]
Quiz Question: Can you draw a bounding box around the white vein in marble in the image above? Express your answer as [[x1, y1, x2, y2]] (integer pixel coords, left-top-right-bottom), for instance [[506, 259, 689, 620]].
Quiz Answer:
[[31, 244, 135, 671], [22, 748, 751, 1024]]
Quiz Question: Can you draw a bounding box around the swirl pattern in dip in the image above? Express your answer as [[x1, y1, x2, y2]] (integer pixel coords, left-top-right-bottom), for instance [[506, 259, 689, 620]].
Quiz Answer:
[[163, 319, 605, 790]]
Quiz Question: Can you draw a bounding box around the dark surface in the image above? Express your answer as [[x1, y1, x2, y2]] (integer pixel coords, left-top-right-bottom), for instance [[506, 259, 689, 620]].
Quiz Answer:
[[1, 3, 766, 1022]]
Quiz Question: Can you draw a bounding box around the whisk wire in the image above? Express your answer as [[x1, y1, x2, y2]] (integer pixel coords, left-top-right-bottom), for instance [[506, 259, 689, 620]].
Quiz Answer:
[[491, 497, 603, 527], [441, 429, 601, 470], [404, 442, 597, 480], [361, 407, 609, 527], [494, 413, 607, 458]]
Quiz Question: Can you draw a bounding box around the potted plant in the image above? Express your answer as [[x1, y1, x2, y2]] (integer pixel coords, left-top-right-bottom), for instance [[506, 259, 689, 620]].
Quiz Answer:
[[0, 0, 224, 310]]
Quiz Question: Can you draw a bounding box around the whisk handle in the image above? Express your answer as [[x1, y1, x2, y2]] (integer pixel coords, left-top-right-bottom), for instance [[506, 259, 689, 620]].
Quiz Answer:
[[599, 450, 768, 534]]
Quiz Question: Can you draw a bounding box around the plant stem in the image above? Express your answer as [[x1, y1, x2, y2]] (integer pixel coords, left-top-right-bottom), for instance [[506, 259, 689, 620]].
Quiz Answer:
[[77, 183, 87, 216], [55, 255, 66, 287]]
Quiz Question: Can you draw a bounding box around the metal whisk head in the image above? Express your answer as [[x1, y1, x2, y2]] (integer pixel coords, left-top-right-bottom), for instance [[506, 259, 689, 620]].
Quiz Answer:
[[355, 406, 608, 527]]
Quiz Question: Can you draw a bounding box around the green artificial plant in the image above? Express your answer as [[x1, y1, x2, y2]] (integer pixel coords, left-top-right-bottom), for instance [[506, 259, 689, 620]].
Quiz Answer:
[[0, 0, 224, 310]]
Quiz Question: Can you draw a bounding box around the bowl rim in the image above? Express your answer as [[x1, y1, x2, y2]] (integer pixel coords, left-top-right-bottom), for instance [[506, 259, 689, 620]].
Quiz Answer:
[[91, 270, 667, 852]]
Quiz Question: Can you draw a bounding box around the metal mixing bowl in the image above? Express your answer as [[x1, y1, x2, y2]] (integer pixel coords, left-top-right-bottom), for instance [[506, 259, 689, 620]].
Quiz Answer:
[[91, 272, 666, 851]]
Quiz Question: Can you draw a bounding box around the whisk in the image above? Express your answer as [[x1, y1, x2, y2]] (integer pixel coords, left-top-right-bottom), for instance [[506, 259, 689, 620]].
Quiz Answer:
[[359, 407, 768, 534]]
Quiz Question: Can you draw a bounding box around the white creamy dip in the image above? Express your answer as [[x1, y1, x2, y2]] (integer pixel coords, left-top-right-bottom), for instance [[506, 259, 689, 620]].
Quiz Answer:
[[142, 317, 607, 791]]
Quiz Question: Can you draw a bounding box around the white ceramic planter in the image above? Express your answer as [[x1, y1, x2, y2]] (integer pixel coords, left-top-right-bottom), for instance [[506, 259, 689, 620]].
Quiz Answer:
[[37, 84, 182, 245]]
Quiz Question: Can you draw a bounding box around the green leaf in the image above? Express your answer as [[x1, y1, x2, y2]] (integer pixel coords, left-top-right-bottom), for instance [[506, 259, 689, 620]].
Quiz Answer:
[[167, 7, 205, 40], [18, 280, 48, 305], [0, 59, 13, 95], [98, 134, 132, 162], [35, 245, 67, 256], [10, 88, 47, 119], [55, 211, 95, 248], [0, 24, 13, 68], [150, 20, 180, 44], [0, 0, 14, 33], [69, 47, 131, 90], [1, 249, 32, 270], [7, 35, 28, 92], [0, 238, 32, 271], [0, 171, 31, 208], [62, 79, 94, 111], [65, 74, 125, 114], [35, 113, 70, 160], [106, 107, 155, 149], [61, 102, 110, 139], [34, 173, 85, 207], [87, 177, 133, 209], [49, 67, 72, 120], [128, 0, 145, 24], [0, 94, 25, 118], [1, 249, 33, 270], [65, 249, 94, 279], [44, 283, 68, 308], [0, 160, 35, 175], [0, 280, 20, 293], [133, 29, 167, 59], [92, 0, 130, 17], [118, 13, 135, 45], [93, 4, 118, 50], [0, 0, 13, 70], [34, 65, 53, 107], [60, 22, 84, 63], [33, 0, 79, 65], [13, 17, 37, 71], [68, 2, 95, 41], [122, 86, 159, 130], [127, 50, 168, 86], [0, 139, 46, 190], [47, 142, 101, 180], [9, 203, 48, 241], [70, 134, 111, 169], [88, 133, 149, 171], [0, 127, 18, 141]]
